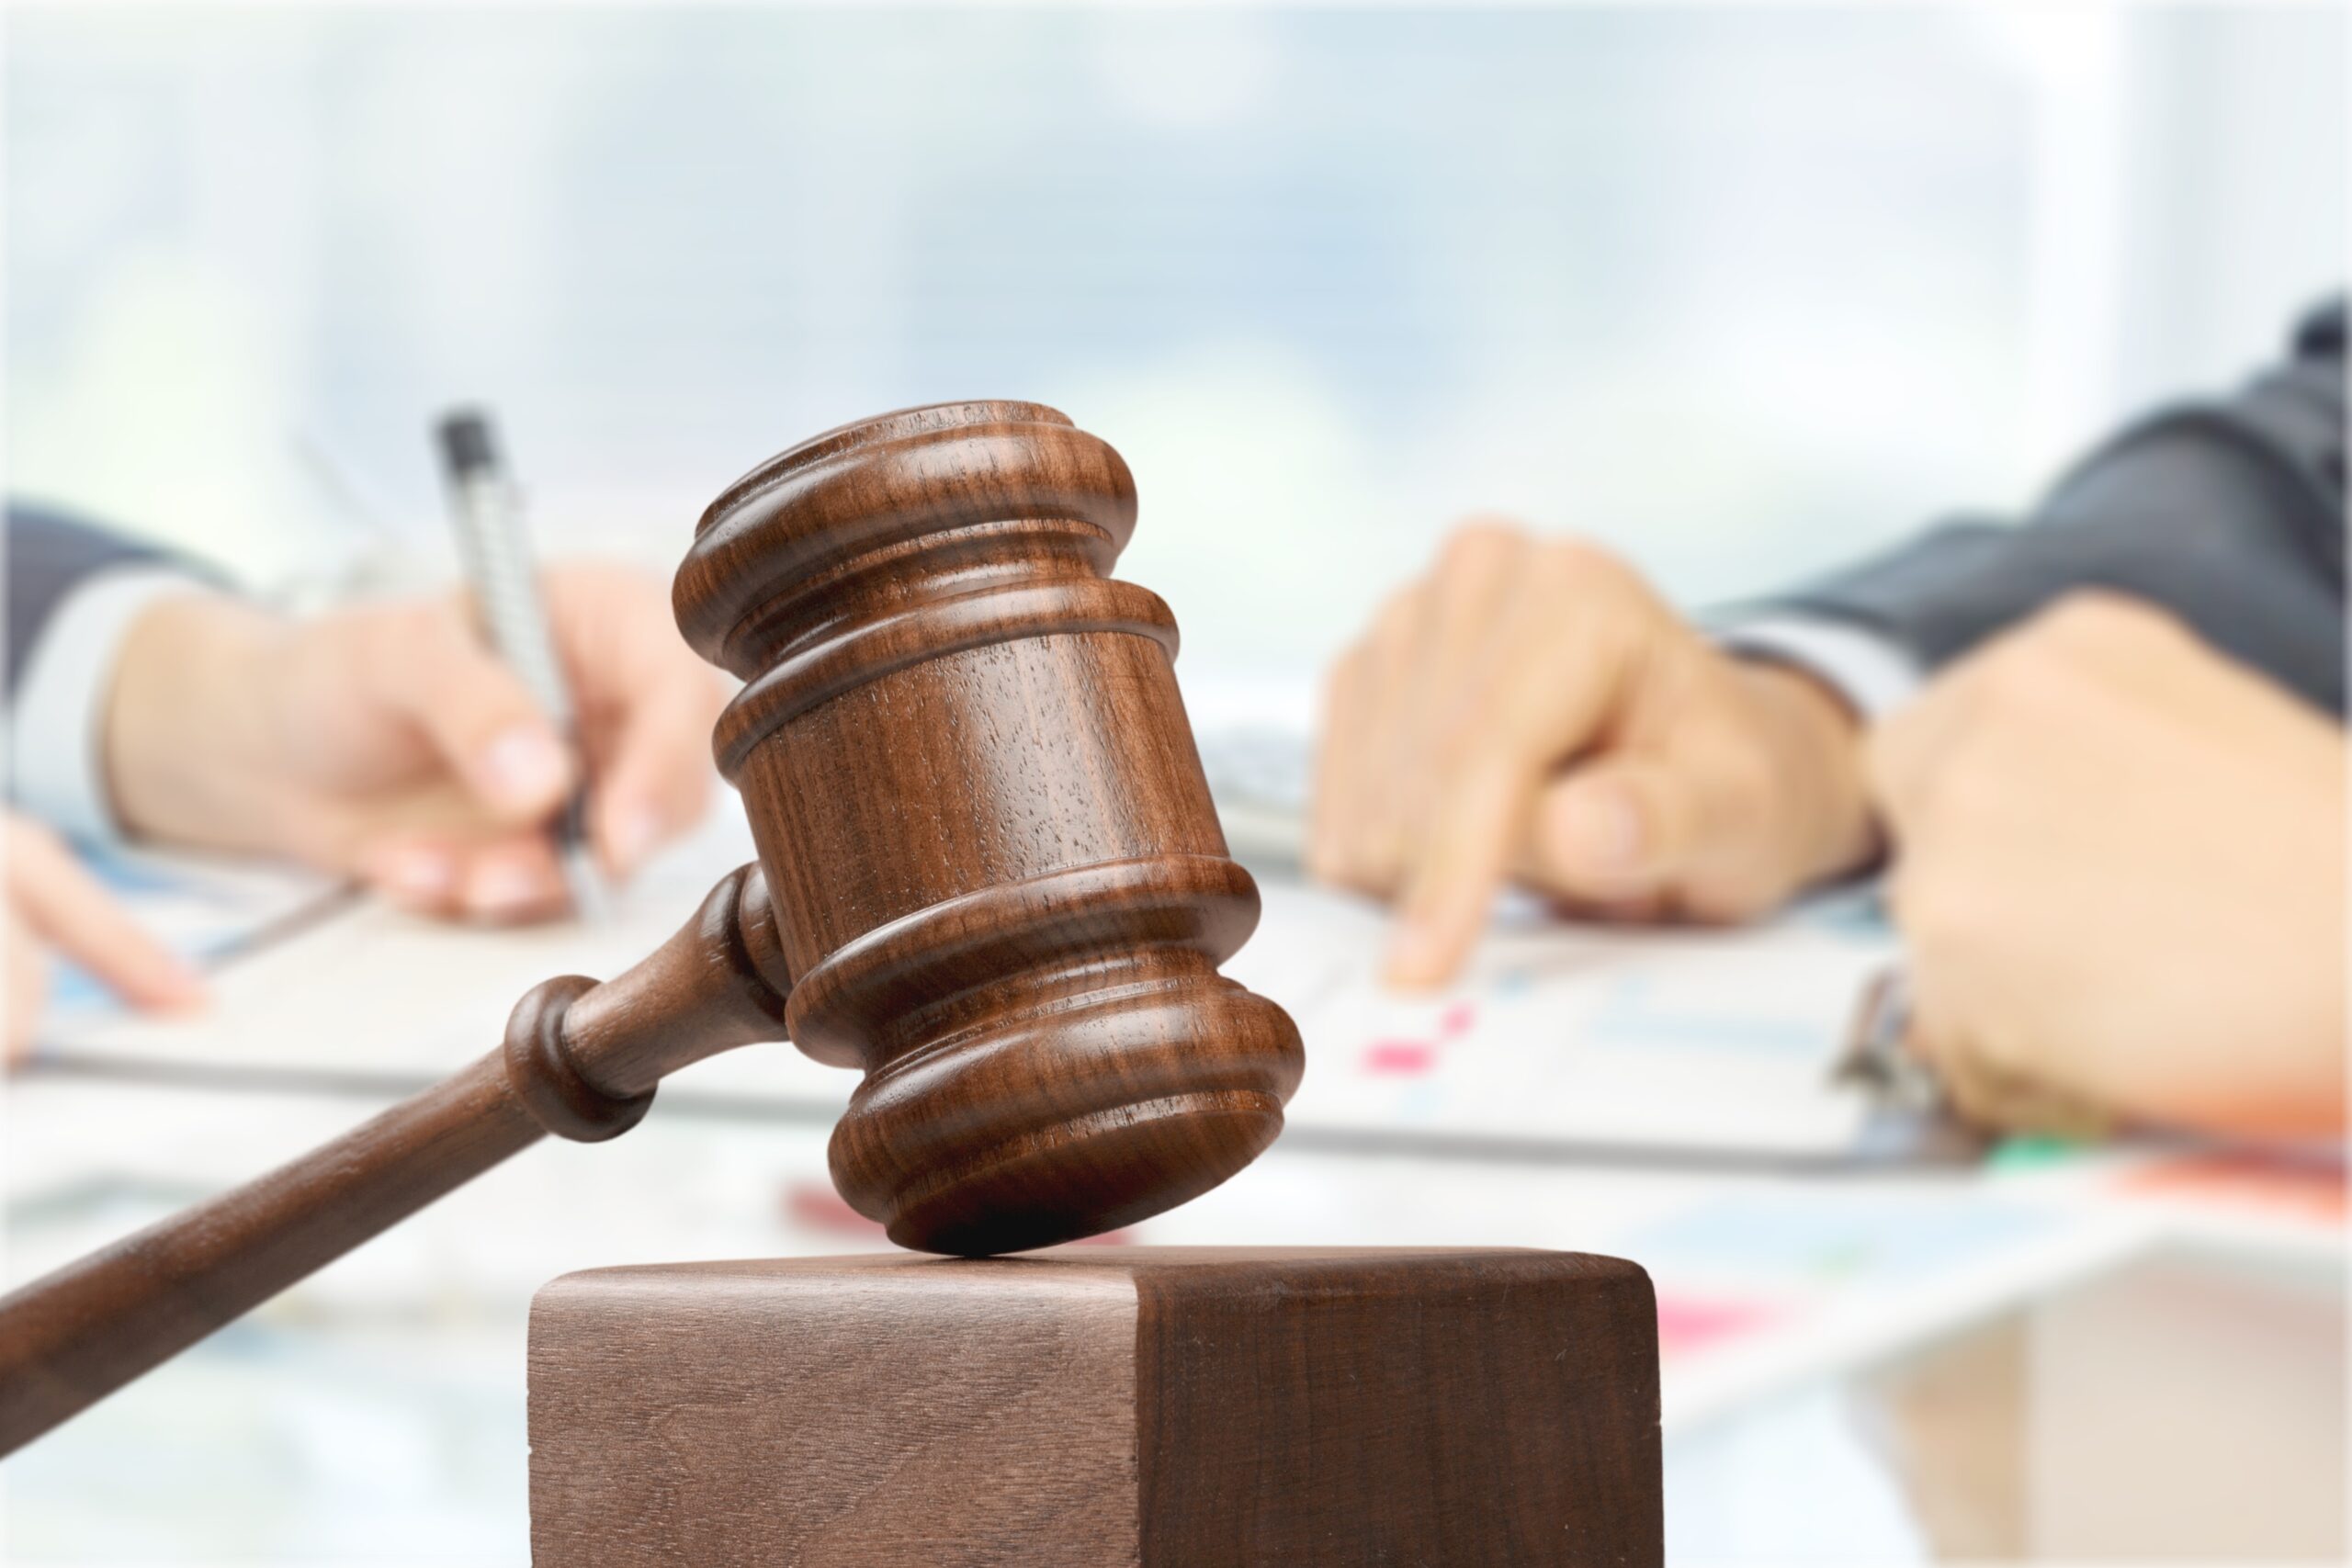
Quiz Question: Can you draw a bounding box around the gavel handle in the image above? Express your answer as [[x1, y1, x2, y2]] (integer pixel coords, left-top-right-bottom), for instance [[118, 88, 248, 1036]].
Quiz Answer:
[[0, 863, 793, 1457], [0, 1053, 544, 1452]]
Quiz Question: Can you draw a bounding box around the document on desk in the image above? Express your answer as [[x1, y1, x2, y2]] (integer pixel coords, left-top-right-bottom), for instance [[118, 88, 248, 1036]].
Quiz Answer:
[[1231, 880, 1901, 1161], [36, 842, 349, 1015], [24, 816, 855, 1104], [33, 822, 1900, 1162]]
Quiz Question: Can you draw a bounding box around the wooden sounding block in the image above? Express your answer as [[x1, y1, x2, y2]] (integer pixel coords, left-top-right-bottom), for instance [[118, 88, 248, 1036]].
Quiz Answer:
[[528, 1247, 1663, 1567]]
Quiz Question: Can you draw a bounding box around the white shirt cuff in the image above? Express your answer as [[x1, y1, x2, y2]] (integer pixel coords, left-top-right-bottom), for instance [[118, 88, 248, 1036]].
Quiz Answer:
[[8, 568, 214, 844], [1713, 615, 1923, 724]]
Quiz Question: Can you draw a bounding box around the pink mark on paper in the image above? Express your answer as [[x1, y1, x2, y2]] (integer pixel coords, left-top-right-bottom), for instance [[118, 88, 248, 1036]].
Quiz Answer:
[[1363, 1041, 1438, 1076], [1655, 1293, 1778, 1359], [1359, 1002, 1478, 1077]]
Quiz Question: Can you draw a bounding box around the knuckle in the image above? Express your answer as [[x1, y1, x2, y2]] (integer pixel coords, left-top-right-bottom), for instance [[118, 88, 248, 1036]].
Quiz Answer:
[[1535, 537, 1651, 616], [1438, 516, 1528, 570], [2038, 589, 2139, 637], [1371, 583, 1420, 641], [1536, 535, 1614, 580], [1984, 648, 2102, 733], [1975, 649, 2044, 710], [2031, 590, 2182, 657], [1969, 635, 2075, 717]]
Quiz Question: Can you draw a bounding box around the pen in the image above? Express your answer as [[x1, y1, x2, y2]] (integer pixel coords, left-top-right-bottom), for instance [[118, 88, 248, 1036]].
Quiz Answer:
[[1833, 963, 1945, 1114], [435, 408, 607, 920]]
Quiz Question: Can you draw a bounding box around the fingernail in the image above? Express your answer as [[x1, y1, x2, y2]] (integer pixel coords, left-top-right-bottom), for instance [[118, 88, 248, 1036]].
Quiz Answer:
[[156, 955, 209, 1006], [375, 846, 455, 903], [605, 806, 663, 876], [1566, 788, 1644, 871], [466, 862, 547, 916], [481, 727, 568, 808], [1384, 922, 1442, 989]]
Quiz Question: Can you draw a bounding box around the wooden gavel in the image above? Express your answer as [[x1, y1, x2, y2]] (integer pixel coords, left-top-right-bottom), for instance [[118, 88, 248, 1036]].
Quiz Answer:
[[0, 400, 1304, 1455]]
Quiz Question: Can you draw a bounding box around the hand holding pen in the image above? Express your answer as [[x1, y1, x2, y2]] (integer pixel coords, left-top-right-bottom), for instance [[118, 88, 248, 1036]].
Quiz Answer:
[[420, 409, 729, 919], [104, 557, 727, 925], [436, 412, 609, 917]]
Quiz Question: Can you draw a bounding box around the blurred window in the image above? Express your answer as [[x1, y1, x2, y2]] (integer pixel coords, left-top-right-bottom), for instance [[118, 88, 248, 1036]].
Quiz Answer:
[[6, 7, 2341, 682]]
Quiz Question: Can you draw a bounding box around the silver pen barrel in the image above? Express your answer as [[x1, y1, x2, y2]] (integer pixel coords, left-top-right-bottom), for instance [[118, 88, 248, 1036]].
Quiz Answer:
[[436, 410, 606, 918]]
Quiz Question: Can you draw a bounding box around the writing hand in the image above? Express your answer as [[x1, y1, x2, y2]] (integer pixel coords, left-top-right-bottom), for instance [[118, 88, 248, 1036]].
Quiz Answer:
[[106, 561, 729, 921]]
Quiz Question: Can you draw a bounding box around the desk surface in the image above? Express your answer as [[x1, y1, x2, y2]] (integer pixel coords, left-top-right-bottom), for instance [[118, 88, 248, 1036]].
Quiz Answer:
[[5, 834, 2344, 1563], [6, 1111, 2342, 1563]]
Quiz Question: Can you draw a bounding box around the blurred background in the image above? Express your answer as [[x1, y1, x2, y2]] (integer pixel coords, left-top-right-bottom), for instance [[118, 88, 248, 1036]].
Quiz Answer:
[[6, 5, 2346, 1563], [10, 3, 2341, 701]]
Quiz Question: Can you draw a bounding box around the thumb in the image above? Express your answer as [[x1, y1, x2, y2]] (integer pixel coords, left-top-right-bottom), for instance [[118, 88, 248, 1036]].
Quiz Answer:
[[1521, 757, 1707, 904]]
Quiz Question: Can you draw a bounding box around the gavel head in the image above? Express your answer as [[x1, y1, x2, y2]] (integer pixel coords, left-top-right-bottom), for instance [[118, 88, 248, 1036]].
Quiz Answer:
[[673, 400, 1304, 1258]]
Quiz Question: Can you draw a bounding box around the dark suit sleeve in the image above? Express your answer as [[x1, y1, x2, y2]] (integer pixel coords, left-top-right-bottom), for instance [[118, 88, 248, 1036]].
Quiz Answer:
[[5, 505, 196, 699], [1772, 299, 2347, 716]]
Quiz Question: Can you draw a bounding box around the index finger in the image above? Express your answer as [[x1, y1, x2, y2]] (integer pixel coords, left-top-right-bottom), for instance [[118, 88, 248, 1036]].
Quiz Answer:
[[1382, 558, 1644, 985], [7, 824, 206, 1011], [1384, 750, 1542, 987]]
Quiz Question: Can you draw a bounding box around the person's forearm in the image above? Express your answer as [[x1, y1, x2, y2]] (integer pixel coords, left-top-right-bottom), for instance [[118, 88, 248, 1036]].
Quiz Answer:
[[104, 594, 305, 860], [1783, 435, 2345, 713], [6, 508, 210, 699], [1769, 302, 2346, 715]]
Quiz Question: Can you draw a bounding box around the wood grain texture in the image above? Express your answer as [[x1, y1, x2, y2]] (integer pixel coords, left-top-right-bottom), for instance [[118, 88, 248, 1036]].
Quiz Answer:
[[1130, 1248, 1663, 1565], [0, 1051, 544, 1454], [677, 401, 1302, 1256], [0, 864, 789, 1455], [531, 1256, 1143, 1567], [529, 1247, 1663, 1568]]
